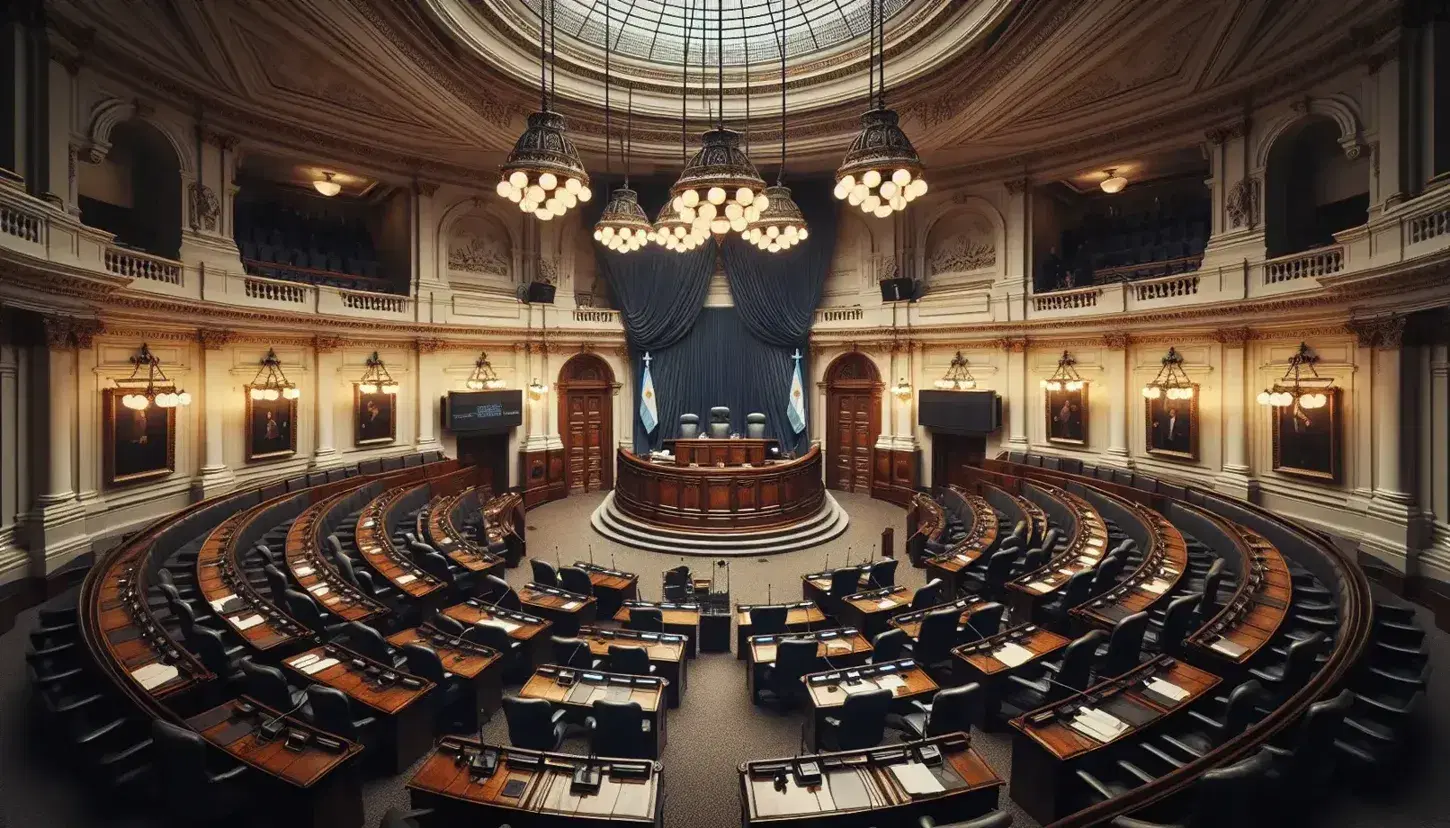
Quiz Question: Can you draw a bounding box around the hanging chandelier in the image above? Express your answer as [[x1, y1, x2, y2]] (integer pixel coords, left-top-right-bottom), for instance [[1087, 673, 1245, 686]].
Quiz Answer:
[[745, 0, 808, 252], [465, 352, 506, 390], [592, 0, 653, 253], [1040, 351, 1085, 392], [653, 0, 708, 252], [1142, 347, 1194, 400], [357, 352, 400, 395], [669, 0, 767, 238], [891, 376, 913, 401], [247, 349, 300, 401], [934, 351, 978, 391], [115, 343, 191, 410], [1257, 343, 1332, 409], [834, 0, 926, 217], [496, 0, 591, 221]]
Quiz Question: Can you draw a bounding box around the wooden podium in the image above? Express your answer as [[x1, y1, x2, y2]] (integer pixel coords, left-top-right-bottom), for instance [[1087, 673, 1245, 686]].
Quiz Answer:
[[614, 445, 824, 530], [663, 437, 779, 467]]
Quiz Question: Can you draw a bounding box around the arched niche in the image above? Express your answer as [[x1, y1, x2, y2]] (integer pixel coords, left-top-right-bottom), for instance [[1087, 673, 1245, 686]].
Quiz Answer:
[[77, 116, 184, 259], [82, 98, 195, 178], [1262, 111, 1370, 258], [921, 200, 1003, 291], [441, 200, 519, 295], [822, 211, 876, 303]]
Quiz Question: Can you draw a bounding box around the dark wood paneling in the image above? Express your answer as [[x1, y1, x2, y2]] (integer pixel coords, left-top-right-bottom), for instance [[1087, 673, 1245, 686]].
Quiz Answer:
[[870, 447, 919, 507], [614, 446, 825, 530], [520, 447, 567, 509]]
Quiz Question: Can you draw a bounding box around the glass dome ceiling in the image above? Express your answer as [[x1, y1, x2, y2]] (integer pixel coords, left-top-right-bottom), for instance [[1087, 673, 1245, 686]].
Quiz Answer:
[[518, 0, 911, 66]]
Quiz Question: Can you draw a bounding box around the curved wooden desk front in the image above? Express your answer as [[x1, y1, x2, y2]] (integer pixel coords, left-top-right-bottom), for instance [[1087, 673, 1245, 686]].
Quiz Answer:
[[613, 445, 825, 530]]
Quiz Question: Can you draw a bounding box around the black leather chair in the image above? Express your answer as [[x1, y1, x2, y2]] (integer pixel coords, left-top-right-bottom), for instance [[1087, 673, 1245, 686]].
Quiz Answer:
[[263, 563, 289, 600], [707, 406, 731, 438], [283, 589, 347, 637], [503, 695, 567, 751], [379, 808, 435, 828], [1040, 570, 1095, 625], [551, 636, 595, 668], [332, 551, 361, 587], [588, 699, 651, 758], [239, 658, 304, 712], [430, 614, 466, 638], [344, 621, 398, 667], [662, 566, 693, 603], [306, 684, 377, 744], [150, 720, 248, 822], [870, 629, 909, 663], [961, 603, 1004, 642], [912, 607, 964, 671], [1104, 747, 1274, 827], [1249, 632, 1326, 699], [1262, 689, 1353, 802], [560, 566, 594, 597], [531, 559, 560, 587], [483, 576, 522, 610], [820, 687, 892, 750], [466, 623, 529, 680], [1002, 630, 1104, 714], [918, 814, 1012, 828], [962, 549, 1018, 599], [402, 642, 474, 732], [607, 644, 655, 677], [752, 605, 789, 637], [866, 558, 898, 588], [678, 413, 701, 439], [745, 412, 767, 439], [189, 625, 243, 682], [910, 579, 944, 611], [1146, 592, 1200, 655], [889, 682, 982, 739], [1150, 680, 1264, 766], [1095, 611, 1149, 678], [628, 607, 665, 633], [828, 568, 862, 602], [755, 638, 818, 709]]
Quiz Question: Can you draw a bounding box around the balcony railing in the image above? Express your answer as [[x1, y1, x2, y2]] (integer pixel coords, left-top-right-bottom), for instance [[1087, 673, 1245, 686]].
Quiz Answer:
[[339, 289, 408, 314], [572, 309, 618, 323], [1263, 246, 1343, 285], [104, 246, 183, 285], [1132, 273, 1200, 302], [1033, 286, 1102, 312], [816, 307, 865, 323], [1407, 203, 1450, 245], [244, 275, 310, 305], [1, 203, 43, 245]]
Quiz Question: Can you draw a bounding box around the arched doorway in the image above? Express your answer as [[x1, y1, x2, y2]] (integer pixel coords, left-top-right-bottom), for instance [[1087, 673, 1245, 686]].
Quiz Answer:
[[557, 353, 615, 494], [1264, 116, 1369, 258], [824, 352, 882, 494], [79, 119, 182, 259]]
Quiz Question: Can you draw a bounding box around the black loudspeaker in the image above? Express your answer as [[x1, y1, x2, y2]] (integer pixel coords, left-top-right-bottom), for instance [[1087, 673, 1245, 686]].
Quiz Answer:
[[525, 281, 556, 304], [879, 277, 915, 302]]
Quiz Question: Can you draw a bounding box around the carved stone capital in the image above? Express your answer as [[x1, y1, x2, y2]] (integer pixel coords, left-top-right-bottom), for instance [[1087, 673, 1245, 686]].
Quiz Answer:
[[997, 337, 1029, 354], [415, 180, 441, 198], [197, 127, 238, 151], [1349, 315, 1406, 349], [1211, 327, 1253, 346], [1003, 178, 1031, 196], [1101, 332, 1132, 350], [1204, 122, 1246, 145], [313, 334, 348, 353], [413, 337, 445, 354], [69, 319, 103, 350], [41, 315, 77, 350], [197, 328, 237, 350]]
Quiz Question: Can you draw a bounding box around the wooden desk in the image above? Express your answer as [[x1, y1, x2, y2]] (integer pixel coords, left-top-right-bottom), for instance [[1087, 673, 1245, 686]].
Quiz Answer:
[[613, 446, 824, 531], [1072, 506, 1189, 630], [355, 492, 446, 603], [578, 625, 688, 708], [196, 508, 310, 654], [92, 540, 210, 701], [481, 491, 526, 568], [664, 436, 779, 466], [746, 628, 872, 703], [1184, 524, 1293, 666], [614, 601, 701, 658], [1007, 656, 1220, 823], [907, 492, 946, 564], [738, 732, 1002, 827], [185, 696, 365, 828], [519, 583, 597, 637], [387, 623, 504, 721], [925, 492, 999, 593], [800, 564, 873, 609], [282, 644, 436, 773], [890, 597, 994, 640], [572, 561, 639, 617], [426, 489, 506, 578], [521, 665, 668, 759], [286, 494, 389, 625], [837, 586, 912, 640], [735, 602, 828, 659], [1005, 487, 1110, 622], [441, 600, 554, 668], [952, 624, 1071, 723], [407, 737, 663, 827], [802, 658, 938, 750]]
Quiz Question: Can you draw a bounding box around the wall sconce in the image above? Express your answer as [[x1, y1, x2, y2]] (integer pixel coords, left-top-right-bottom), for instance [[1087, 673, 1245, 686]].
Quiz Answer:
[[465, 352, 506, 390], [528, 378, 549, 398], [357, 351, 400, 395], [1040, 350, 1086, 392], [1142, 347, 1194, 400], [891, 377, 913, 401], [115, 343, 191, 410], [933, 351, 977, 390], [1257, 343, 1332, 409], [247, 349, 300, 401]]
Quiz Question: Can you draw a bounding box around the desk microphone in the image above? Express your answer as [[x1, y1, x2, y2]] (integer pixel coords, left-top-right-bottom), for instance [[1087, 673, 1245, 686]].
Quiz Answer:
[[588, 545, 594, 566], [260, 694, 310, 740], [767, 584, 772, 605]]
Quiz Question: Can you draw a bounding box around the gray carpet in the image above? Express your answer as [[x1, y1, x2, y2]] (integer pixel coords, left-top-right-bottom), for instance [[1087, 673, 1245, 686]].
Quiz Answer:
[[0, 492, 1444, 827]]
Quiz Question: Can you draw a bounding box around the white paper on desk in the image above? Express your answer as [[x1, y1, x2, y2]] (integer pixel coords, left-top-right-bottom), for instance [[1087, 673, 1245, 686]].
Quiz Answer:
[[232, 614, 265, 631], [290, 653, 320, 669], [131, 662, 179, 691], [1080, 707, 1129, 736], [302, 657, 339, 675], [994, 641, 1035, 668], [1139, 579, 1169, 595], [1086, 537, 1106, 548], [825, 638, 852, 653], [1209, 636, 1248, 659], [294, 566, 315, 577], [876, 598, 897, 610], [309, 584, 330, 596], [955, 553, 970, 563], [1057, 568, 1074, 576], [875, 674, 907, 692], [1027, 581, 1053, 594], [841, 681, 875, 696], [362, 520, 374, 528], [889, 763, 946, 797], [562, 600, 582, 610], [396, 574, 417, 585], [1068, 716, 1114, 743], [1147, 677, 1190, 702], [480, 618, 522, 634], [207, 595, 237, 613]]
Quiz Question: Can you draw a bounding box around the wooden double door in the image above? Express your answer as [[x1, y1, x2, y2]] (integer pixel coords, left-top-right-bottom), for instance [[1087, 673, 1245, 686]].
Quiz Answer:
[[824, 353, 882, 494], [558, 354, 615, 494]]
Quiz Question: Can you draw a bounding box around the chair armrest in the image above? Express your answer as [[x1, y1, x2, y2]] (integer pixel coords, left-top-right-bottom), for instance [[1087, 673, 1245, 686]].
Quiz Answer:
[[1005, 674, 1049, 694], [209, 764, 249, 784], [1112, 818, 1185, 828], [551, 709, 568, 724], [910, 699, 932, 715], [1074, 769, 1115, 801], [823, 716, 842, 729]]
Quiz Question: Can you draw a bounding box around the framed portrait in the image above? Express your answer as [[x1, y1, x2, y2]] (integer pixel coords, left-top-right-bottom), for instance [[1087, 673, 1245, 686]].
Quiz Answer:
[[245, 387, 297, 462], [103, 389, 176, 487], [354, 386, 397, 446], [1144, 385, 1199, 461], [1045, 385, 1089, 447], [1272, 389, 1340, 482]]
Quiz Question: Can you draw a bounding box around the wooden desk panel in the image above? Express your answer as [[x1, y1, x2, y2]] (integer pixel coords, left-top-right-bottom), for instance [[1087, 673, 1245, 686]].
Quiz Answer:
[[746, 628, 872, 703], [354, 491, 444, 600], [838, 586, 912, 640], [186, 696, 363, 788], [522, 666, 668, 758], [441, 600, 553, 668], [891, 597, 994, 640], [93, 545, 210, 700], [614, 601, 701, 657], [1185, 522, 1293, 666], [1073, 506, 1189, 630], [578, 625, 688, 707], [519, 583, 597, 636], [802, 658, 938, 751], [614, 446, 824, 531], [386, 626, 501, 680], [953, 624, 1071, 726], [735, 602, 827, 658], [196, 508, 309, 653], [572, 560, 639, 616], [286, 494, 388, 625], [664, 437, 779, 467], [407, 737, 662, 827]]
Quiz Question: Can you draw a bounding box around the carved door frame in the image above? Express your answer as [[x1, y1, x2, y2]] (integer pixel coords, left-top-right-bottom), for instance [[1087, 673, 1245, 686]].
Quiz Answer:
[[556, 353, 617, 493], [823, 352, 883, 494]]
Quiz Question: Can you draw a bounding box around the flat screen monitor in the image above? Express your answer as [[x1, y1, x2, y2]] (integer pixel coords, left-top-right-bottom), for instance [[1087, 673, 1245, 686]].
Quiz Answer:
[[444, 390, 523, 433], [917, 390, 1001, 434]]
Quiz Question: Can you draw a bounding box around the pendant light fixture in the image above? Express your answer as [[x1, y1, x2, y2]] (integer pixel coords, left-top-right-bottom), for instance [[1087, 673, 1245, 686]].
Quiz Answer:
[[356, 352, 400, 395], [1257, 343, 1332, 409], [115, 343, 191, 410], [1040, 351, 1086, 392], [668, 0, 767, 239], [592, 0, 653, 253], [834, 0, 926, 217], [934, 351, 978, 391], [1142, 347, 1194, 400], [247, 349, 301, 401], [653, 0, 708, 252], [745, 0, 808, 253], [497, 0, 592, 221], [465, 352, 506, 390]]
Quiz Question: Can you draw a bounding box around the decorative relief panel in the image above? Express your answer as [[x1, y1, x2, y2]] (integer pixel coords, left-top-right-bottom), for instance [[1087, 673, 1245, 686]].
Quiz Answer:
[[447, 210, 514, 294], [924, 209, 997, 290]]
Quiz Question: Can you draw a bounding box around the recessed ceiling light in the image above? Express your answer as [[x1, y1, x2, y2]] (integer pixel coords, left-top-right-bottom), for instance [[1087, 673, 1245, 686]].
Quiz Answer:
[[1099, 168, 1128, 194], [313, 172, 342, 197]]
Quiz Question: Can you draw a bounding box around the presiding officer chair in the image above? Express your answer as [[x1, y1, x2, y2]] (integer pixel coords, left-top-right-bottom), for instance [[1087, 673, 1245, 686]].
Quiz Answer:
[[678, 413, 701, 439], [708, 406, 731, 438], [745, 412, 767, 439]]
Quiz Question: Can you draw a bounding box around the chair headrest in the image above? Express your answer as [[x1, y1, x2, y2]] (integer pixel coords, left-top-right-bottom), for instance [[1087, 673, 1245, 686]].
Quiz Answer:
[[746, 412, 766, 423], [679, 413, 700, 424]]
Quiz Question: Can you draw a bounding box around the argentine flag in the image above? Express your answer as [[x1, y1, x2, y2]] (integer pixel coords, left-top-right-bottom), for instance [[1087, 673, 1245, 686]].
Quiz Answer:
[[639, 352, 659, 434], [787, 350, 806, 434]]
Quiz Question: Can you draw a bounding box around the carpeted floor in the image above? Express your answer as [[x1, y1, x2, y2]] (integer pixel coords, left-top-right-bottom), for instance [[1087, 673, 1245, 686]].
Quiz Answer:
[[1, 491, 1446, 827]]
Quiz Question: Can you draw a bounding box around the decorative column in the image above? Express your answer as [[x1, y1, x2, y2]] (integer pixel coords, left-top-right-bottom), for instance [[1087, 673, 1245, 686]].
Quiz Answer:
[[312, 335, 344, 468], [182, 127, 242, 282], [413, 338, 443, 449], [1212, 327, 1256, 498], [993, 179, 1030, 322], [195, 329, 236, 497], [613, 345, 634, 451], [0, 337, 21, 580], [26, 314, 87, 573], [70, 320, 101, 502], [1199, 120, 1264, 276], [1001, 337, 1029, 447], [1100, 333, 1133, 467]]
